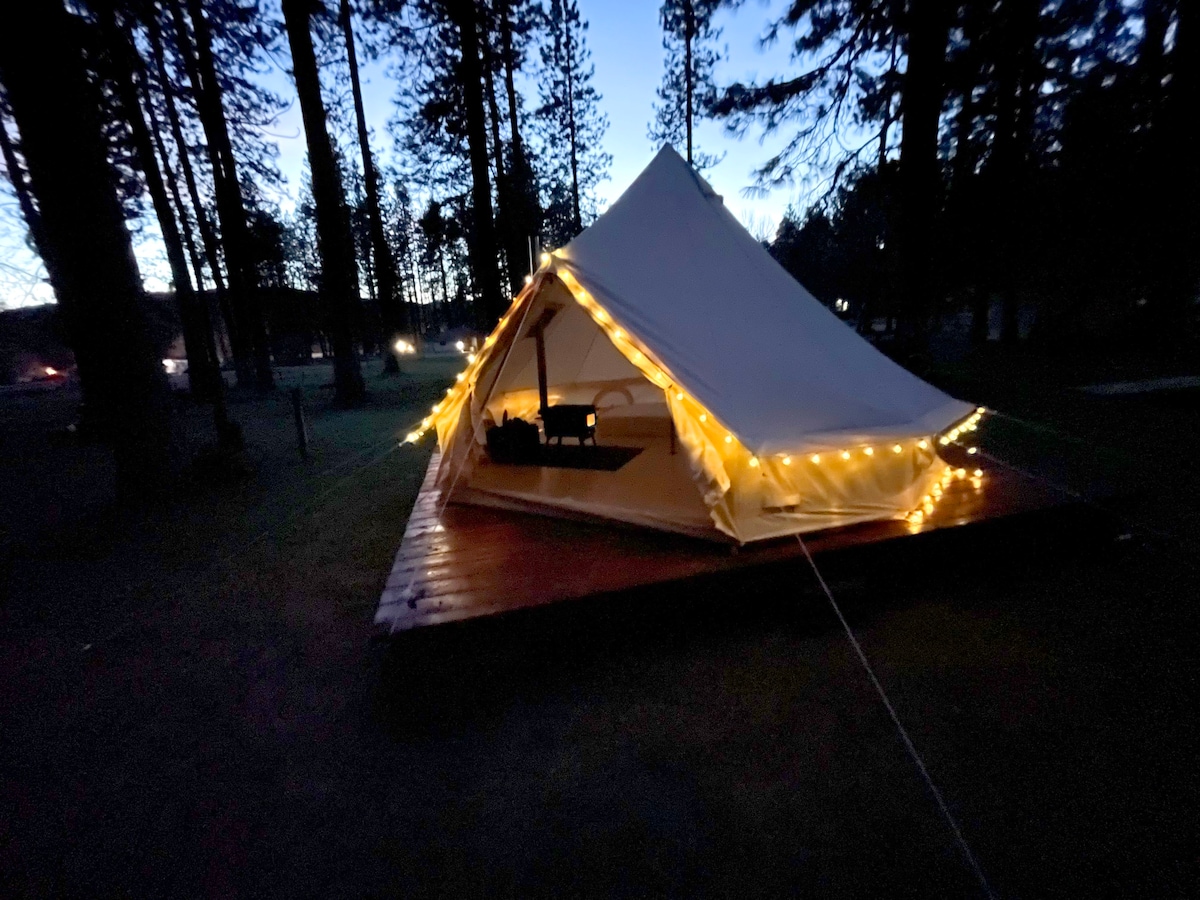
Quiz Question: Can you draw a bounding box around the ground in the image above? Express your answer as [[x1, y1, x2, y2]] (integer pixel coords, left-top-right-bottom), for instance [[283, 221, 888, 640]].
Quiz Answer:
[[1, 349, 1197, 898]]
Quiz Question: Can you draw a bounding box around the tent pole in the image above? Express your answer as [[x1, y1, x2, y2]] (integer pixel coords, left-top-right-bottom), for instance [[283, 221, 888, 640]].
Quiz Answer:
[[534, 322, 549, 413]]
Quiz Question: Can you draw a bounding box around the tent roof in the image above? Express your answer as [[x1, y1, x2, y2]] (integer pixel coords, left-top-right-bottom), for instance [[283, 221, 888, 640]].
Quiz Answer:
[[557, 145, 971, 455]]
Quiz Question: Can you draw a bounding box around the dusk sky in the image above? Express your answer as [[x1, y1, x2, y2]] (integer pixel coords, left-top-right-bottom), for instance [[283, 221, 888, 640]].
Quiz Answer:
[[0, 0, 813, 308]]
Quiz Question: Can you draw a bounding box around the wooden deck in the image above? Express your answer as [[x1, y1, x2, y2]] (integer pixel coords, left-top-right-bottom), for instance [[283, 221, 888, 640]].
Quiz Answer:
[[374, 451, 1076, 634]]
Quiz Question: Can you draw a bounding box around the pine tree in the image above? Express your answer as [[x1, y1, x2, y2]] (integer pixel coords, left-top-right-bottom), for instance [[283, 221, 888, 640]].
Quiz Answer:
[[535, 0, 610, 245], [282, 0, 365, 406], [648, 0, 724, 170], [0, 0, 174, 496]]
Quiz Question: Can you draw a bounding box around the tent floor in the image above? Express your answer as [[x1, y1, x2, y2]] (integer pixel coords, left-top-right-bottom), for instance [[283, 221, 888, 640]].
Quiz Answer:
[[374, 452, 1093, 635]]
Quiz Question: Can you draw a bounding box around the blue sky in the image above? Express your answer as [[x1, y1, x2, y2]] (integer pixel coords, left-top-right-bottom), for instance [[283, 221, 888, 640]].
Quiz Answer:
[[0, 0, 812, 308]]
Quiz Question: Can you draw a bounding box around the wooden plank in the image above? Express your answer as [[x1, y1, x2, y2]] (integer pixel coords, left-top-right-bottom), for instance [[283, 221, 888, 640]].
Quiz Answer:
[[374, 451, 1073, 634]]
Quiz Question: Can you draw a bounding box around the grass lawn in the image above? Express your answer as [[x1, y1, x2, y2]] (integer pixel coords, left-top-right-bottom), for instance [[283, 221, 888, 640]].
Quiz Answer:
[[1, 350, 1197, 898]]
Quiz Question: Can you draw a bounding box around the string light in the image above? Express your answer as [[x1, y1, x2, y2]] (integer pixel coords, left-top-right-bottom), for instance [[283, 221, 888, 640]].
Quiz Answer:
[[782, 456, 792, 466], [405, 432, 419, 444], [467, 353, 476, 363], [540, 252, 551, 265], [699, 413, 707, 422], [955, 468, 966, 479], [675, 391, 684, 400], [863, 446, 874, 456], [974, 468, 983, 477], [725, 434, 734, 444], [810, 454, 821, 464], [893, 444, 903, 454], [918, 440, 929, 450], [840, 450, 851, 460], [749, 457, 759, 468], [967, 446, 978, 455]]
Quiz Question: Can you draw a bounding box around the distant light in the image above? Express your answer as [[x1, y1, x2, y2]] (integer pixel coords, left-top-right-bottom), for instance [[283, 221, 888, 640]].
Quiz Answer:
[[974, 468, 983, 477], [863, 446, 874, 456], [918, 440, 929, 450], [967, 446, 978, 455], [892, 444, 903, 454], [724, 434, 733, 444], [524, 274, 533, 285], [782, 456, 792, 466], [456, 372, 465, 382], [748, 457, 759, 468], [467, 353, 477, 363], [840, 450, 851, 460], [675, 391, 684, 400], [44, 366, 58, 376], [540, 252, 551, 265], [698, 413, 707, 422], [455, 340, 465, 352], [404, 432, 419, 443], [810, 454, 821, 465]]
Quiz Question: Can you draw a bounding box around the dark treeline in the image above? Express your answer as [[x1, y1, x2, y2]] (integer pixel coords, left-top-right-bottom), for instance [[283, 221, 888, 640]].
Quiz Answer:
[[714, 0, 1196, 349], [1, 0, 1194, 496], [0, 0, 611, 497]]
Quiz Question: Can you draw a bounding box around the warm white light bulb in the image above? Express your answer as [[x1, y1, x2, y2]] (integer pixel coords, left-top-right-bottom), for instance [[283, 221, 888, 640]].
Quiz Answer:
[[974, 468, 983, 477], [782, 456, 792, 466], [675, 391, 684, 400], [725, 434, 734, 444], [810, 454, 821, 465], [699, 413, 707, 422], [540, 252, 551, 265], [840, 450, 851, 460], [967, 446, 978, 455], [524, 274, 533, 285], [892, 444, 903, 454], [405, 432, 418, 443], [863, 446, 874, 456], [749, 457, 759, 468], [918, 440, 929, 450]]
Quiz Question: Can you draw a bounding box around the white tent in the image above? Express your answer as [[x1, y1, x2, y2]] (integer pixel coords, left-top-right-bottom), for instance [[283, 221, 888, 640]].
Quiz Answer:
[[419, 146, 978, 544]]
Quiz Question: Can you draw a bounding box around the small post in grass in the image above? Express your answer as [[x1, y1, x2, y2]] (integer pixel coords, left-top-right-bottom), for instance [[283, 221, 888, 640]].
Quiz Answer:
[[291, 387, 309, 458]]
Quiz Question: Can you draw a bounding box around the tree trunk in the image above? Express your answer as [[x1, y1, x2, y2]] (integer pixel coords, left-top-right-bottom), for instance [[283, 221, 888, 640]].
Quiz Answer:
[[339, 0, 406, 375], [1146, 0, 1195, 337], [991, 0, 1039, 345], [101, 10, 222, 408], [0, 0, 174, 496], [563, 9, 582, 236], [446, 0, 505, 326], [282, 0, 365, 406], [481, 22, 525, 297], [684, 0, 694, 165], [0, 113, 48, 257], [499, 0, 540, 282], [897, 0, 951, 346], [171, 0, 273, 389], [148, 13, 237, 365]]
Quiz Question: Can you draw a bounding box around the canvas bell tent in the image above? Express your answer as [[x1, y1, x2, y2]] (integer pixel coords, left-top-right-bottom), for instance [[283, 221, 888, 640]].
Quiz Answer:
[[416, 146, 978, 544]]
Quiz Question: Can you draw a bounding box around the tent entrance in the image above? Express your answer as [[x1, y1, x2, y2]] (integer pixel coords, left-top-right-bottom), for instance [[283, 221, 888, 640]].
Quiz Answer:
[[448, 277, 717, 538]]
